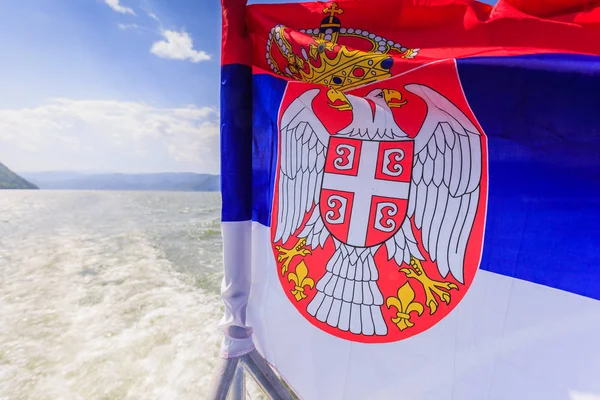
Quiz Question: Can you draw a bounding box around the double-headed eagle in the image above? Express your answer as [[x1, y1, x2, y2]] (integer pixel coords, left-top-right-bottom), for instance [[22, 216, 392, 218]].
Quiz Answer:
[[274, 84, 483, 336]]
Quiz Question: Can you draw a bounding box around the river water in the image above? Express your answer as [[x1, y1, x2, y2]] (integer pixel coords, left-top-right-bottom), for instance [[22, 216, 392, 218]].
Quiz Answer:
[[0, 191, 261, 399]]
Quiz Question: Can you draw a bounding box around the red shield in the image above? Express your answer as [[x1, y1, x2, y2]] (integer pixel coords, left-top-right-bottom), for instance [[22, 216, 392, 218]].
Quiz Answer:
[[320, 136, 414, 248], [270, 59, 489, 344]]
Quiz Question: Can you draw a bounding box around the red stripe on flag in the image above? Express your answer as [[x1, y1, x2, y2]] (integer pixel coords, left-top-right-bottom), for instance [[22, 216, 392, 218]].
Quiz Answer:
[[221, 0, 251, 66], [246, 0, 600, 73]]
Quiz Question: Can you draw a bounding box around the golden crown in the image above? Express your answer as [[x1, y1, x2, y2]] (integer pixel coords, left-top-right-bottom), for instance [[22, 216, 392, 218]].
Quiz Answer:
[[266, 3, 418, 92]]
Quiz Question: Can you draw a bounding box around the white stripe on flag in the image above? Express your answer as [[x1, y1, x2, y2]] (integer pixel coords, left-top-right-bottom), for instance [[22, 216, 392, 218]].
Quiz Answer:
[[218, 221, 255, 358], [247, 221, 600, 400]]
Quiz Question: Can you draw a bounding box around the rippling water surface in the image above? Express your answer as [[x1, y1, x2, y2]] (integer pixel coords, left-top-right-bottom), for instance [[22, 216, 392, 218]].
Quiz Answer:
[[0, 190, 261, 399]]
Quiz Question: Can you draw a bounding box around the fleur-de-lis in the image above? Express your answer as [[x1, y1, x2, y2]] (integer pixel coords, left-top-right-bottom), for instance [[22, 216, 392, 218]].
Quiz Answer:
[[288, 261, 315, 301], [275, 237, 311, 275], [386, 282, 424, 331]]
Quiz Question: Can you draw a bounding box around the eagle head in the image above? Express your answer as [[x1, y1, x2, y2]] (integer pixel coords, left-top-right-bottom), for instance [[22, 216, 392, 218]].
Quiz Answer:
[[327, 88, 408, 138], [365, 88, 408, 110]]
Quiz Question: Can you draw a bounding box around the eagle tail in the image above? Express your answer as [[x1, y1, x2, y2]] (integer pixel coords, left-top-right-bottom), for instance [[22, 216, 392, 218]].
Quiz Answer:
[[307, 243, 388, 336]]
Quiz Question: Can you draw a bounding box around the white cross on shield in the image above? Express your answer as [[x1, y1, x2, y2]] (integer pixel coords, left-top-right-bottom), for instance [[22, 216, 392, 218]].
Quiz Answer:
[[319, 136, 414, 248]]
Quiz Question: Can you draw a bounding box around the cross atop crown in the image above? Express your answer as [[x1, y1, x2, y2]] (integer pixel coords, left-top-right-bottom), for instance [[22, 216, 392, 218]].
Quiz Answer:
[[323, 3, 343, 21]]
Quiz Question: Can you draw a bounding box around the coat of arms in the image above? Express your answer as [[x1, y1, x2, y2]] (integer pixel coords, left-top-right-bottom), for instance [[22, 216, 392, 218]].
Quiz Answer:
[[268, 3, 488, 343]]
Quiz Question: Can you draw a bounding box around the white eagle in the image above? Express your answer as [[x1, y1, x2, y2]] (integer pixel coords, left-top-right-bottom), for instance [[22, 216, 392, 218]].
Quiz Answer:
[[274, 84, 483, 336]]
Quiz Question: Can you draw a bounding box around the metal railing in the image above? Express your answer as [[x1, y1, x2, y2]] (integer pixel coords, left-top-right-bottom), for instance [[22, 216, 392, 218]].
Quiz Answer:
[[207, 348, 297, 400]]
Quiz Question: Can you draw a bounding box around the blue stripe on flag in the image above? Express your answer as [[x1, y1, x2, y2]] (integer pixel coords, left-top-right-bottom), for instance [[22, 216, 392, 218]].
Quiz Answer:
[[457, 53, 600, 300], [248, 54, 600, 300], [252, 73, 286, 226], [221, 64, 253, 222]]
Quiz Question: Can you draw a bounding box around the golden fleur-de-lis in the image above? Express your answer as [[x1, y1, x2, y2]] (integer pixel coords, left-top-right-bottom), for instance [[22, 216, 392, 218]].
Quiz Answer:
[[400, 257, 458, 315], [386, 282, 424, 331], [288, 261, 314, 301], [275, 237, 311, 275]]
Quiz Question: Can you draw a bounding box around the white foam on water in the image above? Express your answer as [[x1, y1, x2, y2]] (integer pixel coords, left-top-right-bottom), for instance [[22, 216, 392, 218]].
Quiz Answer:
[[0, 191, 266, 399]]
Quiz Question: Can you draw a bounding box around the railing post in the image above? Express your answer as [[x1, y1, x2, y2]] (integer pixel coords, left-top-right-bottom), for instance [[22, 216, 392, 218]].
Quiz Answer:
[[207, 348, 297, 400], [207, 356, 240, 400], [229, 364, 246, 400], [240, 349, 296, 400]]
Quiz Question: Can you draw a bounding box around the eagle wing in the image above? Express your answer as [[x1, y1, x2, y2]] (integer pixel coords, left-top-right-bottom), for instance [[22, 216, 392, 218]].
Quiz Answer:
[[385, 83, 483, 284], [274, 89, 330, 248]]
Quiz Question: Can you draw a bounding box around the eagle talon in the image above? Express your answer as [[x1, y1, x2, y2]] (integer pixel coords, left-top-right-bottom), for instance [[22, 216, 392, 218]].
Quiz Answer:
[[276, 238, 311, 275], [401, 257, 458, 315]]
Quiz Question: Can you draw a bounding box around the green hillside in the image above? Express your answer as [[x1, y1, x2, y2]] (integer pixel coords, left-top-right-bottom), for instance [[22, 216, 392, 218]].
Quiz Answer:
[[0, 162, 38, 189]]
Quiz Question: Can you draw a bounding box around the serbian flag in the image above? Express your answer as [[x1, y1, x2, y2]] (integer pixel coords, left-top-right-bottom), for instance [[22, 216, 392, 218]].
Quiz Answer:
[[218, 0, 600, 398]]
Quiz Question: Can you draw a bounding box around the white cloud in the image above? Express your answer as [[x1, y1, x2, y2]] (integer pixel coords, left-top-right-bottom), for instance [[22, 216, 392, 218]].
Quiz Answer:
[[150, 30, 211, 63], [104, 0, 136, 15], [0, 99, 219, 173], [147, 11, 160, 21], [117, 23, 140, 31]]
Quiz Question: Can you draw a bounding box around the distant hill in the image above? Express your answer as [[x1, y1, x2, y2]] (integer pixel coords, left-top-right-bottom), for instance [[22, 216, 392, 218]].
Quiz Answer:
[[0, 162, 38, 189], [20, 171, 220, 192]]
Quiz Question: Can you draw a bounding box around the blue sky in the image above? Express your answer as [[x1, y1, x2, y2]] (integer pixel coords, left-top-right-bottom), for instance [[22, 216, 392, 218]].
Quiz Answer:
[[0, 0, 496, 174]]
